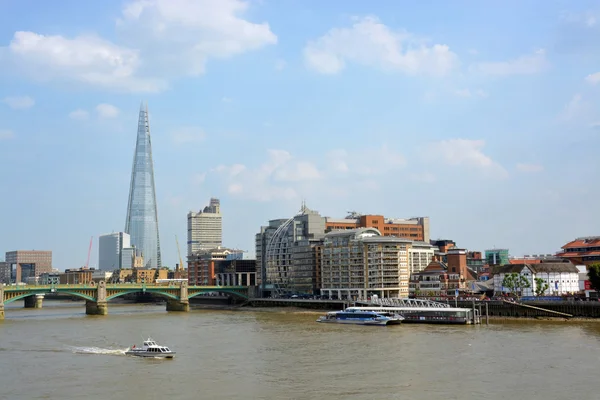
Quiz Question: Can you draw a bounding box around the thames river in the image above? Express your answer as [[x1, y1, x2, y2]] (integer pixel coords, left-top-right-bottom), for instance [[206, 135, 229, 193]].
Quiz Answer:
[[1, 301, 599, 400]]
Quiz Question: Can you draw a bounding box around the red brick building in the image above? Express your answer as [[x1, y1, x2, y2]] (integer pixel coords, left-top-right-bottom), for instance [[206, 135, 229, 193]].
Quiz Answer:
[[556, 237, 600, 267]]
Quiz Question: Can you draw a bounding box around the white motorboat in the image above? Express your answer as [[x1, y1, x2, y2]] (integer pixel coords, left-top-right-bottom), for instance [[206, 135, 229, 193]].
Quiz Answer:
[[316, 309, 404, 326], [125, 338, 176, 358]]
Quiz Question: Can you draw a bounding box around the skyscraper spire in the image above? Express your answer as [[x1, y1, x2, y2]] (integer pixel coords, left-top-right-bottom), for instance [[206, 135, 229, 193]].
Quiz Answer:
[[125, 103, 162, 269]]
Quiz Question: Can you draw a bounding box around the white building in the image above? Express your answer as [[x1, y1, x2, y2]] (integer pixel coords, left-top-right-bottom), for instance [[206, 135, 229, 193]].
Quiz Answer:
[[408, 241, 435, 275], [187, 198, 222, 257], [98, 232, 131, 270], [321, 228, 410, 300], [493, 262, 580, 297]]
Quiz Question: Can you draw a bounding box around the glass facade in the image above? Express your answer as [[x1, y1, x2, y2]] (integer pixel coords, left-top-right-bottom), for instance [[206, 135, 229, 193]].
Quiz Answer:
[[125, 103, 162, 269]]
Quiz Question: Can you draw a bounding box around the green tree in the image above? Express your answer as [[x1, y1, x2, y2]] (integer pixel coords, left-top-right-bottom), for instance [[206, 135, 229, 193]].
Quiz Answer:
[[534, 277, 549, 297], [502, 273, 531, 299], [587, 264, 600, 292]]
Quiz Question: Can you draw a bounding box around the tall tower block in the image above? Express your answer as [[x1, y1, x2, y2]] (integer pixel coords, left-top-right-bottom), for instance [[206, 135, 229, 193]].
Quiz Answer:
[[125, 102, 162, 269]]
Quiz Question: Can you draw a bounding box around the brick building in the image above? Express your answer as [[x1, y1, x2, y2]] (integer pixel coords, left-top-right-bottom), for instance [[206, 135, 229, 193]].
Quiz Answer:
[[556, 236, 600, 267], [5, 250, 52, 283], [325, 213, 430, 242]]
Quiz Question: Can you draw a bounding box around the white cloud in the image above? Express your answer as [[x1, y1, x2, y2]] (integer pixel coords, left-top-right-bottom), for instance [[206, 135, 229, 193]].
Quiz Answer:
[[585, 71, 600, 85], [117, 0, 277, 76], [427, 138, 508, 178], [2, 31, 165, 92], [470, 49, 547, 76], [171, 127, 206, 144], [559, 93, 592, 122], [2, 95, 34, 109], [303, 16, 458, 76], [0, 129, 15, 140], [69, 109, 90, 120], [95, 103, 120, 118], [326, 145, 405, 176], [275, 59, 286, 71], [516, 163, 543, 173], [561, 11, 598, 27], [455, 89, 488, 98]]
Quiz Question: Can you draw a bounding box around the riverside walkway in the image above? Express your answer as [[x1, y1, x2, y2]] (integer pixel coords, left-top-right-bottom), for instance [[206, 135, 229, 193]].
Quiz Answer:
[[0, 281, 249, 319]]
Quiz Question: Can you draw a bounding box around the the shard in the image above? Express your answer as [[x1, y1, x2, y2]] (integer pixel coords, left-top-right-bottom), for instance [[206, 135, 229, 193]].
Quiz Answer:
[[125, 102, 162, 269]]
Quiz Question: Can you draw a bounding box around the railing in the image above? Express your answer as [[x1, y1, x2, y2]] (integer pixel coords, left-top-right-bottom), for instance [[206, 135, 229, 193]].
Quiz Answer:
[[360, 297, 451, 308]]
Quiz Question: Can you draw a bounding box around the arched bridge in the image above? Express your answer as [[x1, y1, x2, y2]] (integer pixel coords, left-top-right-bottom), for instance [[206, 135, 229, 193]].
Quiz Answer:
[[0, 281, 250, 319]]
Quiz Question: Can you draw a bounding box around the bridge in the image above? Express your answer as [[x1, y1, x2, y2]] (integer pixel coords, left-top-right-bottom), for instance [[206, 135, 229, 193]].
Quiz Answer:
[[0, 281, 250, 319]]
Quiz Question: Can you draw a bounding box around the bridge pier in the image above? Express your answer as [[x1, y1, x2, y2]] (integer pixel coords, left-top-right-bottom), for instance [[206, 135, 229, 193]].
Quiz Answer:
[[86, 300, 108, 316], [166, 299, 189, 312], [24, 294, 45, 309]]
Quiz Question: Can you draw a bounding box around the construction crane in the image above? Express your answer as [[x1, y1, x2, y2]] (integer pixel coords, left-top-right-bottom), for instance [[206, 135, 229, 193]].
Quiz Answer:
[[85, 236, 93, 269], [175, 235, 184, 271]]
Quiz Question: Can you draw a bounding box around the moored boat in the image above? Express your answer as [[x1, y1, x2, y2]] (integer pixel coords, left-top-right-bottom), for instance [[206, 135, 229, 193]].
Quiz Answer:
[[125, 338, 175, 358], [316, 309, 404, 326]]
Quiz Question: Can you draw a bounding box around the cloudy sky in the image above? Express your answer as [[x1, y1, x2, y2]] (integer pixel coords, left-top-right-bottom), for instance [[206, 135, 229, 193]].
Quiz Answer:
[[0, 0, 599, 269]]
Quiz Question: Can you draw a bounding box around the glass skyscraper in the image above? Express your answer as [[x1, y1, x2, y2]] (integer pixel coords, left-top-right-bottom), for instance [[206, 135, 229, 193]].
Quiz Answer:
[[125, 103, 162, 269]]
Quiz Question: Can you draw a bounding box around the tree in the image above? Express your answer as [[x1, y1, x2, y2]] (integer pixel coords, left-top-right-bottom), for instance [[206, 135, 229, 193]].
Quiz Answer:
[[588, 264, 600, 292], [502, 273, 531, 299], [534, 277, 549, 297]]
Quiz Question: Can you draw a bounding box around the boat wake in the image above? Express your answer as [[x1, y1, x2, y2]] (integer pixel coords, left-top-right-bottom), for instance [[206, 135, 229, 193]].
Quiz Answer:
[[70, 346, 128, 356]]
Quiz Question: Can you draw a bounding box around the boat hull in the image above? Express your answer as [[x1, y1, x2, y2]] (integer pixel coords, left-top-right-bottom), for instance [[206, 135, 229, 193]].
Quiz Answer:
[[125, 350, 176, 359], [316, 318, 402, 326]]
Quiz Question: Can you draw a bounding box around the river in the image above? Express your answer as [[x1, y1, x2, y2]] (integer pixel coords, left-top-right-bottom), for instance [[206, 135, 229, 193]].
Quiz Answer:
[[1, 300, 599, 400]]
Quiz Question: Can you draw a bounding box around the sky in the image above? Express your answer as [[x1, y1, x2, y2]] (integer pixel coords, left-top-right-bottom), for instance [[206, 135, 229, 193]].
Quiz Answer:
[[0, 0, 599, 270]]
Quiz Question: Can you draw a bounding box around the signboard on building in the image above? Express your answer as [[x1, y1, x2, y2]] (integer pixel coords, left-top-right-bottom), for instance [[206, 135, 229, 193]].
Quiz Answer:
[[584, 280, 593, 291]]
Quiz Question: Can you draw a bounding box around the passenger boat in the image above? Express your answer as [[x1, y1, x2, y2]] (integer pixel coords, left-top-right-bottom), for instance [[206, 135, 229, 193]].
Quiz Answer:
[[316, 309, 404, 326], [125, 338, 176, 358]]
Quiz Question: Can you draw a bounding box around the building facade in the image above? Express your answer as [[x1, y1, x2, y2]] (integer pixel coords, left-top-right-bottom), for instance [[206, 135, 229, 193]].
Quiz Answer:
[[60, 268, 93, 285], [485, 249, 509, 266], [187, 198, 222, 257], [255, 205, 326, 296], [556, 237, 600, 267], [325, 213, 430, 242], [5, 250, 52, 283], [407, 241, 435, 274], [214, 259, 257, 287], [409, 249, 476, 297], [320, 228, 410, 300], [0, 261, 10, 284], [188, 247, 245, 286], [492, 261, 580, 297], [125, 103, 162, 269], [99, 232, 131, 270]]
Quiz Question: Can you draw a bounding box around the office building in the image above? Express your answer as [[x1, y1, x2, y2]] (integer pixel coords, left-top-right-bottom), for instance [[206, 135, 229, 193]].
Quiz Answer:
[[0, 261, 10, 284], [485, 249, 509, 266], [187, 198, 222, 256], [407, 241, 435, 274], [98, 232, 131, 270], [320, 228, 411, 300], [188, 247, 244, 286], [325, 213, 430, 242], [125, 102, 162, 269], [5, 250, 52, 283]]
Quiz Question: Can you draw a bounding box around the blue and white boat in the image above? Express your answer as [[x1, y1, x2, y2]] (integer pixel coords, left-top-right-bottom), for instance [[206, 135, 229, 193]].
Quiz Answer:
[[316, 309, 404, 326]]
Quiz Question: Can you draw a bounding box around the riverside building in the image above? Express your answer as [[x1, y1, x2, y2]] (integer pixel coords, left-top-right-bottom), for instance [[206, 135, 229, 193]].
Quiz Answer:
[[325, 213, 430, 242], [98, 232, 131, 270], [5, 250, 52, 283], [320, 228, 410, 300], [187, 198, 222, 257]]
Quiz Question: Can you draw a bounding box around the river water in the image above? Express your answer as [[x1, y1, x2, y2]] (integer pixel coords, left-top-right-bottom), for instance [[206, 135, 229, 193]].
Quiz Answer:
[[1, 300, 599, 400]]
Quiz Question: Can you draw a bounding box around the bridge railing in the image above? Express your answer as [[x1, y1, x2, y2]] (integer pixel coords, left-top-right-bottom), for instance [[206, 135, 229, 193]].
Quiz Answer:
[[358, 297, 451, 308]]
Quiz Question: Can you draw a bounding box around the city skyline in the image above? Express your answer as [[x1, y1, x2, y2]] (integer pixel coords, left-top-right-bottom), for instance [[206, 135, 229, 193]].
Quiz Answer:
[[0, 1, 599, 269]]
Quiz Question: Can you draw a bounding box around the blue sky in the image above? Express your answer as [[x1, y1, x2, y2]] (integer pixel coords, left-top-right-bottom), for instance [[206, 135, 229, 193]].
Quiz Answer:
[[0, 0, 599, 270]]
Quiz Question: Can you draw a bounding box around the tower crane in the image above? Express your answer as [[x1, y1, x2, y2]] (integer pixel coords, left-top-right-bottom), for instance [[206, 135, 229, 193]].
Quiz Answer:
[[175, 235, 184, 271], [85, 236, 93, 269]]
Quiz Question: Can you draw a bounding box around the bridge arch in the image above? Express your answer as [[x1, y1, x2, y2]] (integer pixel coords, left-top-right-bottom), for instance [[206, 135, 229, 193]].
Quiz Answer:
[[105, 289, 180, 302], [188, 289, 248, 300], [4, 290, 96, 304]]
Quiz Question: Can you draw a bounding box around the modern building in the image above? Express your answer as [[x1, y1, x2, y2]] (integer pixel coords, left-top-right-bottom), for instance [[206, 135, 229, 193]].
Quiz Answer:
[[98, 232, 131, 270], [125, 102, 162, 269], [5, 250, 52, 283], [187, 198, 222, 256], [60, 268, 93, 285], [556, 237, 600, 267], [321, 228, 411, 300], [492, 261, 580, 297], [121, 247, 136, 269], [255, 204, 326, 296], [39, 272, 60, 285], [325, 213, 430, 242], [407, 241, 435, 274], [214, 259, 257, 287], [188, 247, 245, 286], [0, 261, 10, 284], [485, 249, 509, 266]]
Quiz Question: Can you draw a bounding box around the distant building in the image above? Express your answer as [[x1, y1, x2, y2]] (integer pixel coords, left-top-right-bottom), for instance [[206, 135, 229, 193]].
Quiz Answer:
[[430, 239, 456, 263], [187, 198, 222, 257], [5, 250, 52, 283], [408, 242, 435, 274], [321, 228, 411, 300], [556, 237, 600, 267], [255, 204, 326, 296], [92, 270, 113, 283], [39, 272, 60, 285], [485, 249, 509, 266], [121, 247, 136, 269], [61, 268, 93, 285], [492, 261, 580, 296], [99, 232, 131, 270], [214, 259, 257, 286], [0, 261, 10, 284], [325, 213, 430, 242], [188, 247, 245, 286], [409, 249, 477, 297]]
